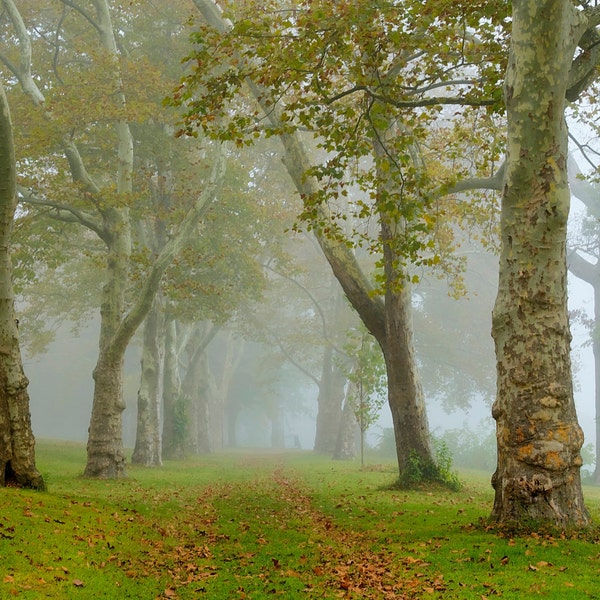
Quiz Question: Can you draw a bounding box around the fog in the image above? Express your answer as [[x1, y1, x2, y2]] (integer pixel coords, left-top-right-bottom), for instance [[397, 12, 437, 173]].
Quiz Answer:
[[20, 206, 598, 473]]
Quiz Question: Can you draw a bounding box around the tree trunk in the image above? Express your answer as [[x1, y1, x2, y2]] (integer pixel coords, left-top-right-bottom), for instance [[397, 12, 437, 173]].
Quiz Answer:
[[85, 353, 127, 478], [383, 271, 433, 476], [592, 287, 600, 485], [192, 351, 213, 454], [333, 384, 358, 461], [314, 345, 346, 454], [569, 252, 600, 484], [84, 209, 131, 478], [162, 315, 184, 460], [181, 346, 210, 455], [131, 299, 163, 466], [193, 0, 433, 480], [0, 83, 44, 490], [490, 0, 589, 526], [171, 322, 220, 456]]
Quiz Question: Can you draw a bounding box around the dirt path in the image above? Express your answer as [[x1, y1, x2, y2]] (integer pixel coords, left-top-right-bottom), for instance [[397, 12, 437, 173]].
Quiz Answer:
[[127, 463, 446, 599]]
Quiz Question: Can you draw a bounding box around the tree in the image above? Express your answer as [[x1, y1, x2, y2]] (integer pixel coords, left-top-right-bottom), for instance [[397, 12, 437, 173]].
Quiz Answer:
[[489, 0, 600, 526], [254, 234, 361, 454], [184, 0, 504, 483], [0, 81, 44, 490], [339, 327, 386, 467], [0, 0, 225, 477]]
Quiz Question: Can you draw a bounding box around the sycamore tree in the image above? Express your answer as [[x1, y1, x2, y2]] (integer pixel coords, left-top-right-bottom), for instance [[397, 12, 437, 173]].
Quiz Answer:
[[486, 0, 600, 526], [0, 81, 44, 490], [0, 0, 225, 478], [181, 0, 506, 483], [183, 0, 600, 525], [157, 141, 288, 459]]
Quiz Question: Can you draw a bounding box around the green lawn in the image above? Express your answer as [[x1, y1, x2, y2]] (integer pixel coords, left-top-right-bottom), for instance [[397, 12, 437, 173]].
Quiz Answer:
[[1, 441, 600, 598]]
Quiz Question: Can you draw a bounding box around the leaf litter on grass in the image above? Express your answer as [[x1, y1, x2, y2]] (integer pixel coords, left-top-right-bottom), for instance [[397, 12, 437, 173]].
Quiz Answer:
[[123, 464, 447, 599]]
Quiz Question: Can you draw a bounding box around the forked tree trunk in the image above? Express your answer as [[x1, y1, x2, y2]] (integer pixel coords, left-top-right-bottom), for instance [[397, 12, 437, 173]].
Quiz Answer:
[[0, 83, 44, 490], [193, 0, 434, 480], [491, 0, 589, 526]]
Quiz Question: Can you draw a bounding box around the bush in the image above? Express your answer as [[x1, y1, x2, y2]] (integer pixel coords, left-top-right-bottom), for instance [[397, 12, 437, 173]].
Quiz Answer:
[[375, 429, 462, 490]]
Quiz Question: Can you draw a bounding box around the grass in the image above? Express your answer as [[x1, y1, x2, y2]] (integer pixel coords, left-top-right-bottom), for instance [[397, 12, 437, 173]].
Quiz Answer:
[[2, 442, 600, 598]]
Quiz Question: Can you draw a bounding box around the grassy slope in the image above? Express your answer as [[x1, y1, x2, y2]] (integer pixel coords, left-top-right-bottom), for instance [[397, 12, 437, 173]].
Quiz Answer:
[[1, 441, 600, 599]]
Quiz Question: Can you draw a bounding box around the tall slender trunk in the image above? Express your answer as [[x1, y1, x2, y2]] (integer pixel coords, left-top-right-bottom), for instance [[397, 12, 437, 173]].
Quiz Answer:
[[314, 344, 346, 453], [131, 299, 163, 466], [490, 0, 588, 525], [593, 292, 600, 484], [374, 119, 435, 477], [84, 0, 133, 478], [333, 382, 358, 461], [162, 315, 184, 460], [181, 347, 211, 455]]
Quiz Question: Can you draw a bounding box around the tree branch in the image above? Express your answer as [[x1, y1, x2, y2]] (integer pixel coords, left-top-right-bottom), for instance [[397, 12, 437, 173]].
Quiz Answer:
[[59, 0, 102, 34], [16, 186, 108, 242], [567, 249, 597, 285], [439, 161, 506, 196], [109, 147, 226, 359], [1, 0, 45, 105]]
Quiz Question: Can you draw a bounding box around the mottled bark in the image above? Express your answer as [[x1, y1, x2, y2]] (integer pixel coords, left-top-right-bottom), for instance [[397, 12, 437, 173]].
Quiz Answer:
[[131, 300, 163, 466], [491, 0, 589, 526], [0, 83, 44, 490], [84, 208, 131, 478]]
